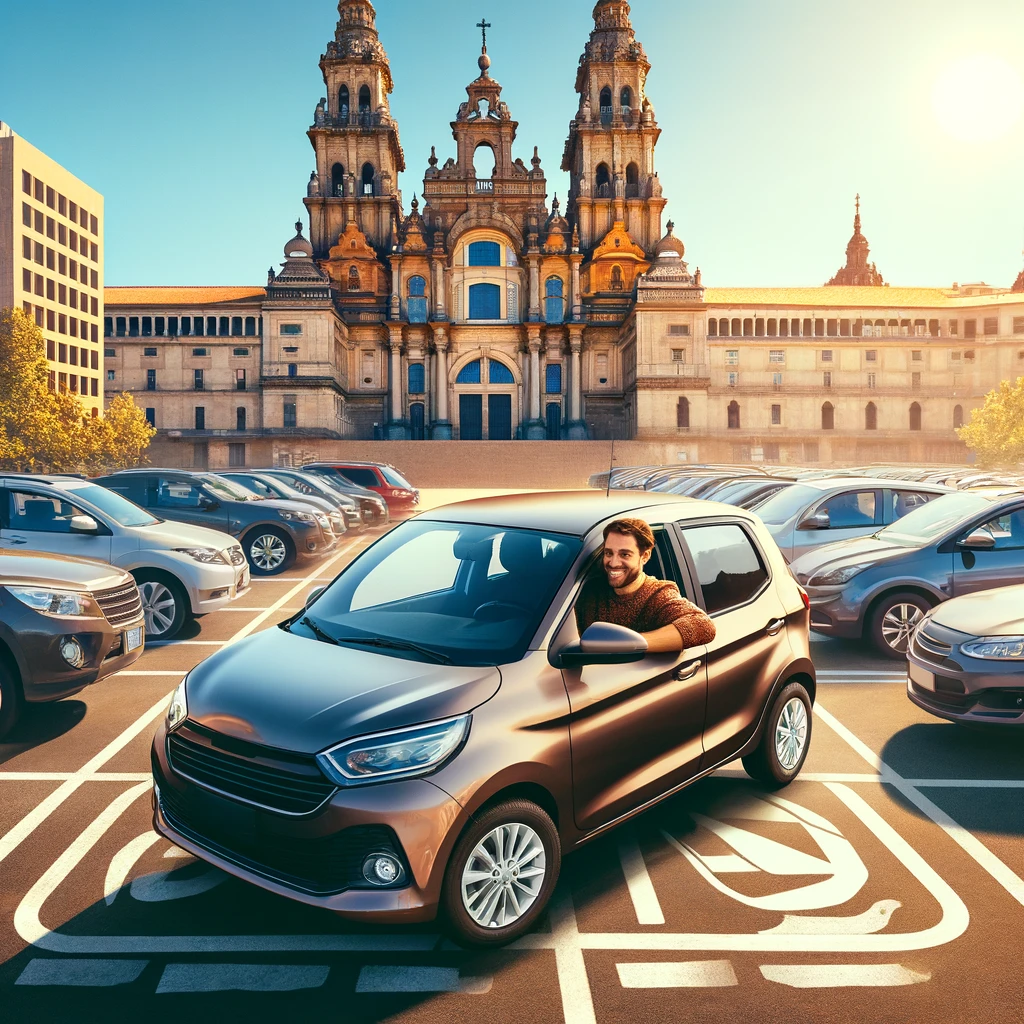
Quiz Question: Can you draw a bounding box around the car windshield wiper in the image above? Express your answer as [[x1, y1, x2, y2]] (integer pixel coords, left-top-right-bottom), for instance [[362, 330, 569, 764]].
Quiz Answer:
[[296, 617, 450, 663], [298, 616, 342, 646]]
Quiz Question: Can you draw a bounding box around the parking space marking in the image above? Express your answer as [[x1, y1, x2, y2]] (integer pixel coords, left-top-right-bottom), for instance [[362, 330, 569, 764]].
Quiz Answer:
[[815, 702, 1024, 908], [616, 960, 738, 988], [759, 963, 931, 988], [147, 641, 226, 648], [0, 773, 150, 782], [355, 966, 492, 994], [15, 958, 148, 987], [115, 672, 189, 677], [617, 837, 665, 925], [156, 963, 329, 994]]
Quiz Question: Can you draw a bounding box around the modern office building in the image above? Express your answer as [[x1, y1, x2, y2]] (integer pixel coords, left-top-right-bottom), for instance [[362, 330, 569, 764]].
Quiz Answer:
[[0, 121, 104, 413]]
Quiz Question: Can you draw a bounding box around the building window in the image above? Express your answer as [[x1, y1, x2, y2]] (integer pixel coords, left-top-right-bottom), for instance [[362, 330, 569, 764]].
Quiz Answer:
[[146, 369, 156, 391], [769, 350, 785, 363], [408, 363, 425, 394], [597, 353, 609, 384], [953, 405, 964, 430], [867, 372, 877, 389], [280, 324, 302, 335], [865, 349, 877, 362], [727, 401, 741, 430], [771, 403, 782, 426], [244, 317, 256, 336], [821, 402, 835, 430], [456, 359, 482, 384], [964, 319, 976, 338], [143, 346, 157, 357], [909, 402, 922, 431], [192, 347, 208, 357], [236, 407, 247, 432], [194, 369, 204, 390], [911, 350, 922, 361], [234, 347, 250, 356], [725, 350, 739, 365], [228, 443, 246, 467], [545, 363, 563, 394], [544, 277, 564, 324], [668, 325, 690, 336], [468, 282, 501, 320], [145, 408, 155, 427], [283, 399, 297, 428], [610, 265, 624, 291], [288, 363, 298, 378], [821, 350, 833, 362], [912, 372, 922, 390], [677, 397, 690, 429], [728, 372, 739, 387], [407, 276, 428, 323], [231, 316, 243, 336], [823, 371, 833, 388], [984, 317, 999, 336], [107, 370, 115, 381], [193, 407, 205, 430], [467, 241, 501, 267], [671, 349, 684, 361], [236, 369, 246, 391], [707, 320, 718, 338], [1013, 316, 1024, 335], [489, 360, 515, 385], [772, 372, 783, 389], [865, 402, 877, 430]]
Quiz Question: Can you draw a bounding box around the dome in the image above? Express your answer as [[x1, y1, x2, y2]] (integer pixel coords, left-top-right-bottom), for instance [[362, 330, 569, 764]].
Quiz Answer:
[[284, 220, 314, 259], [654, 220, 686, 259]]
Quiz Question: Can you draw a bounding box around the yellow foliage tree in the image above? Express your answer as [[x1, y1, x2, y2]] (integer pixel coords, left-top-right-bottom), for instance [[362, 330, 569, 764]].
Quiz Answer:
[[957, 376, 1024, 467], [85, 392, 157, 471]]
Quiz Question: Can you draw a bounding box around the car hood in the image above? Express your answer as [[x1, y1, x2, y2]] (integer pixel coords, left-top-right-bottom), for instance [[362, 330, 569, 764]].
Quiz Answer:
[[790, 533, 912, 579], [184, 626, 502, 753], [0, 550, 130, 591], [138, 519, 236, 552], [930, 585, 1024, 637]]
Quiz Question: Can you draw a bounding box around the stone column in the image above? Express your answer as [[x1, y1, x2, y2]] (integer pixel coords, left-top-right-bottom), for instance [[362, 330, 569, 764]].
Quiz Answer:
[[385, 327, 407, 438], [431, 328, 452, 438], [570, 255, 583, 321], [390, 257, 403, 321], [567, 326, 587, 439], [524, 328, 546, 439], [432, 256, 447, 319], [528, 257, 541, 321]]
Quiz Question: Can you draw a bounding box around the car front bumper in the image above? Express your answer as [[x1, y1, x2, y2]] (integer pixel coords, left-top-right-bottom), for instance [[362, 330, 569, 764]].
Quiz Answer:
[[801, 583, 864, 639], [191, 561, 250, 614]]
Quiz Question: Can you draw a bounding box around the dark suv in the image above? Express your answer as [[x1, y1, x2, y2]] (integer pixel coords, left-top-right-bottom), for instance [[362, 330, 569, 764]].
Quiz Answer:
[[96, 470, 331, 576]]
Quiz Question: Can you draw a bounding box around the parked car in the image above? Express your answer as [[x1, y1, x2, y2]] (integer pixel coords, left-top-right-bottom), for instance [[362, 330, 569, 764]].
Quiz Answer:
[[218, 472, 348, 541], [296, 466, 390, 527], [753, 477, 949, 561], [0, 550, 145, 738], [791, 489, 1024, 658], [255, 469, 365, 532], [0, 475, 248, 639], [702, 478, 795, 509], [152, 491, 814, 947], [302, 461, 419, 516], [95, 470, 332, 577]]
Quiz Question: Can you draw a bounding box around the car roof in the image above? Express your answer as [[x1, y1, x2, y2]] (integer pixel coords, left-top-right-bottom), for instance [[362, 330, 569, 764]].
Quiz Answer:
[[0, 474, 91, 486], [304, 461, 394, 470], [782, 476, 950, 492], [420, 490, 747, 536]]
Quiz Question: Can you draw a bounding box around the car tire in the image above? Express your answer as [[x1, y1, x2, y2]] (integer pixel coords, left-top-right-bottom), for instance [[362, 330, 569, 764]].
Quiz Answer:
[[243, 527, 295, 576], [134, 573, 190, 641], [441, 799, 561, 948], [743, 681, 813, 788], [869, 591, 931, 660], [0, 660, 23, 741]]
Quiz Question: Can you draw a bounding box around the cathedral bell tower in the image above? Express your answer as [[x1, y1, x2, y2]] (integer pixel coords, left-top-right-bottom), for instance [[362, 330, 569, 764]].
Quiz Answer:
[[304, 0, 405, 261], [562, 0, 666, 255]]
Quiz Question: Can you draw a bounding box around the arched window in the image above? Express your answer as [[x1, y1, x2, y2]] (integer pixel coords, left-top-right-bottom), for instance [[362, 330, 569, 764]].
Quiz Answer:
[[596, 163, 611, 195], [707, 319, 718, 338], [610, 265, 624, 291], [620, 86, 633, 110], [407, 363, 425, 394], [910, 402, 922, 431], [468, 282, 501, 320], [865, 402, 878, 431], [338, 85, 349, 119], [472, 142, 496, 179], [457, 359, 482, 384], [244, 316, 256, 336], [821, 402, 835, 430], [625, 162, 639, 197], [953, 405, 964, 429], [358, 84, 371, 112], [743, 318, 754, 337], [331, 162, 345, 197], [545, 277, 564, 324], [677, 396, 690, 429], [361, 162, 374, 196], [545, 363, 563, 394], [468, 241, 501, 266], [731, 318, 741, 337], [407, 276, 427, 323], [489, 359, 515, 385], [728, 401, 741, 430], [347, 266, 360, 292], [599, 86, 612, 119]]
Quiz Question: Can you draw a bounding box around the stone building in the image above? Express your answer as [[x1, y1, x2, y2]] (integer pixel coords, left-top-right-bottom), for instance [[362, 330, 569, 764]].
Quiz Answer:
[[104, 0, 1024, 469]]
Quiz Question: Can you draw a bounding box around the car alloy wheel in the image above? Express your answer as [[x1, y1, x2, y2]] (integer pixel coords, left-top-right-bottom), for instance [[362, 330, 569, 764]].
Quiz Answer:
[[460, 822, 547, 929], [139, 582, 177, 637], [249, 533, 288, 572], [775, 697, 808, 771], [880, 603, 925, 654], [742, 680, 813, 787]]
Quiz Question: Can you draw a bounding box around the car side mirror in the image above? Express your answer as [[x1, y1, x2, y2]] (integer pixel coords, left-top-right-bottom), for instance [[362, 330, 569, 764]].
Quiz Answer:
[[305, 586, 325, 607], [798, 511, 831, 530], [200, 497, 220, 510], [556, 622, 648, 667], [959, 530, 996, 550], [69, 514, 100, 534]]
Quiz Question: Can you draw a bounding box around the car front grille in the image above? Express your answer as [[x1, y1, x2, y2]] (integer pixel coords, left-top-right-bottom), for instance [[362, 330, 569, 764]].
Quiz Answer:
[[95, 581, 143, 627], [914, 627, 953, 663], [167, 721, 336, 815]]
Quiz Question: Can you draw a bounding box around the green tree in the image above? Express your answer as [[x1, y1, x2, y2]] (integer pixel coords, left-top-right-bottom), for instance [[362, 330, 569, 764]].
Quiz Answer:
[[85, 392, 157, 471], [957, 376, 1024, 467]]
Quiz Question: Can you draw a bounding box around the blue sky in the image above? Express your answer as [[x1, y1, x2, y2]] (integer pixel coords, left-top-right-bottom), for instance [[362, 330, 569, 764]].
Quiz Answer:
[[2, 0, 1023, 289]]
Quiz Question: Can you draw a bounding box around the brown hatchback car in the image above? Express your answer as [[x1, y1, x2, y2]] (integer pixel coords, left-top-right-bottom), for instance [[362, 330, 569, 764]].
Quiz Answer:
[[151, 493, 815, 946]]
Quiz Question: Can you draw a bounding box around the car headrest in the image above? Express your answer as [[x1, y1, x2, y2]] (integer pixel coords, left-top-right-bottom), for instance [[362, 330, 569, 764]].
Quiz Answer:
[[453, 535, 492, 561]]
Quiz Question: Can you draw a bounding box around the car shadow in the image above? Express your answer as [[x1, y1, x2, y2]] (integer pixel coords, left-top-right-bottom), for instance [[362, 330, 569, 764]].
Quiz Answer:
[[0, 699, 86, 764]]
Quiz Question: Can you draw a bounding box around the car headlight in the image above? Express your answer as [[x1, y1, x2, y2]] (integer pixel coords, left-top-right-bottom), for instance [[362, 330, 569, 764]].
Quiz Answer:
[[961, 636, 1024, 660], [175, 547, 227, 564], [808, 563, 873, 587], [278, 510, 316, 523], [316, 716, 470, 786], [315, 513, 329, 526], [6, 586, 102, 617], [166, 678, 188, 732]]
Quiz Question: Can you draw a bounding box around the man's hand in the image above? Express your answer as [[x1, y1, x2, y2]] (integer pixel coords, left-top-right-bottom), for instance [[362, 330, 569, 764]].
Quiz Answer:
[[640, 624, 685, 653]]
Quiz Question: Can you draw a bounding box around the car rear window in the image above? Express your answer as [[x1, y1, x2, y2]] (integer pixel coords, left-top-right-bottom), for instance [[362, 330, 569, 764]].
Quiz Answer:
[[680, 523, 769, 614], [380, 466, 413, 488], [339, 467, 379, 488]]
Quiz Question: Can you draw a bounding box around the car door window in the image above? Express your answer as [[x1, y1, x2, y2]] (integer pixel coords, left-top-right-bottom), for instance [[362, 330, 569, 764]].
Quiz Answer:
[[680, 523, 770, 615], [819, 490, 880, 529], [892, 490, 936, 520], [341, 468, 379, 488], [971, 510, 1024, 550], [9, 491, 89, 533], [152, 478, 203, 509]]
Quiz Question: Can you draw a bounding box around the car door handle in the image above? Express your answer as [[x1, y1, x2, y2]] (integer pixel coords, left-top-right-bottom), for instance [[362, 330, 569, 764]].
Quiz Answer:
[[765, 618, 785, 636], [675, 659, 703, 681], [10, 536, 28, 545]]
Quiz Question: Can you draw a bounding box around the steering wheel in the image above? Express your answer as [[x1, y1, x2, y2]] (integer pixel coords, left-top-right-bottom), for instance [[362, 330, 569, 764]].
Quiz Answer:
[[473, 601, 530, 622]]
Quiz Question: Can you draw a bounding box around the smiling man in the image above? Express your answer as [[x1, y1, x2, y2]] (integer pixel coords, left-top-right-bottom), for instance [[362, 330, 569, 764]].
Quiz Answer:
[[575, 518, 716, 653]]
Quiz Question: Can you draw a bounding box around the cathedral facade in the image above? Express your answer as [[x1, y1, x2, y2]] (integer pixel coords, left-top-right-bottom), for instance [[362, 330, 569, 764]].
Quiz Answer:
[[104, 0, 1024, 467]]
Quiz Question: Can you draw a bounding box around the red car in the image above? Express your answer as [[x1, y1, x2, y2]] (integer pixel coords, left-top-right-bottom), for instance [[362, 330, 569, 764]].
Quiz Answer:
[[303, 461, 420, 515]]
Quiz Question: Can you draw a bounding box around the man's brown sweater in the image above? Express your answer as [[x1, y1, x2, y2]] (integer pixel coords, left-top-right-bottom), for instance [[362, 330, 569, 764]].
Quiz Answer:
[[575, 575, 717, 648]]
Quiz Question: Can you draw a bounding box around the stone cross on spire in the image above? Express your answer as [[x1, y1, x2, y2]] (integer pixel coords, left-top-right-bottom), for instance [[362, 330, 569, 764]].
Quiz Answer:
[[477, 17, 491, 51]]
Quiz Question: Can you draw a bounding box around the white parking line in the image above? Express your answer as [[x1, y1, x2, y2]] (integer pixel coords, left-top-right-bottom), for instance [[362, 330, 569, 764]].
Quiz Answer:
[[115, 671, 189, 677], [355, 966, 491, 994], [15, 958, 148, 987], [617, 837, 666, 925], [616, 961, 738, 988], [156, 963, 329, 994], [0, 773, 150, 782], [760, 963, 931, 988], [146, 641, 226, 648]]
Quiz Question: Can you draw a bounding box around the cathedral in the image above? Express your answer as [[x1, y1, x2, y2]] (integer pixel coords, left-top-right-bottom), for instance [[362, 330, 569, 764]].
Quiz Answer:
[[104, 0, 1024, 466]]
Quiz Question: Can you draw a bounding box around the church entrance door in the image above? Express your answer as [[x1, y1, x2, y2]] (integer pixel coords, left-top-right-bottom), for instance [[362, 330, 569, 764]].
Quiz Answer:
[[488, 394, 513, 440], [460, 395, 483, 440]]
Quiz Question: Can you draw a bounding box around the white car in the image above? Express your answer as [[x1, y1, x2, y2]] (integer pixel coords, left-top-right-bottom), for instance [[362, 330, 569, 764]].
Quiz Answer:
[[0, 475, 249, 640]]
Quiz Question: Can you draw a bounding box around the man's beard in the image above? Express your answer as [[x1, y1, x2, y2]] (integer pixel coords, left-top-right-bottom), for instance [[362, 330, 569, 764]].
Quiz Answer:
[[606, 564, 643, 591]]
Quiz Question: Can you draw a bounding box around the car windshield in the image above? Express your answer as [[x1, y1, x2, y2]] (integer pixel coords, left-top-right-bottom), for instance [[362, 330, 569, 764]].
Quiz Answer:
[[876, 492, 996, 547], [380, 466, 413, 488], [202, 476, 258, 501], [69, 484, 159, 527], [296, 520, 581, 666], [752, 483, 824, 525]]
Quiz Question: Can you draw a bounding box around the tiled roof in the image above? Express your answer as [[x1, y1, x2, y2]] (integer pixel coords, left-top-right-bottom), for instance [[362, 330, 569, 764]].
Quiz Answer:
[[105, 286, 266, 306], [703, 286, 1024, 308]]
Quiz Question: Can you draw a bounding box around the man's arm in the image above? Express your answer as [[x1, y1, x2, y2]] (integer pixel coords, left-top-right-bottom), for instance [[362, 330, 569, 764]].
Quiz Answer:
[[641, 583, 717, 653], [640, 623, 687, 653]]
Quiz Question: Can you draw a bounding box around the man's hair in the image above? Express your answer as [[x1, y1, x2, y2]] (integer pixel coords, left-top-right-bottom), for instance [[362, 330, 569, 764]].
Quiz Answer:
[[603, 518, 655, 554]]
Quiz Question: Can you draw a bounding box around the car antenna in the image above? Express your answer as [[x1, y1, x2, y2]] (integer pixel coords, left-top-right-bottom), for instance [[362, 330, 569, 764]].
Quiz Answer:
[[606, 440, 615, 499]]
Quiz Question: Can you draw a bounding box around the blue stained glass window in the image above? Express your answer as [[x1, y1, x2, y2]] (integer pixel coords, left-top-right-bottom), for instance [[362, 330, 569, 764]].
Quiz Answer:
[[545, 277, 564, 323], [407, 276, 428, 323], [546, 363, 563, 395], [408, 276, 426, 296], [469, 283, 501, 320], [489, 360, 514, 384], [468, 241, 501, 267], [408, 363, 425, 394], [457, 360, 482, 384]]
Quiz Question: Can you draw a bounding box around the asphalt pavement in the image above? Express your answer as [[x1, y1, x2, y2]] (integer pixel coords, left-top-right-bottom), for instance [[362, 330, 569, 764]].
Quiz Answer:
[[1, 502, 1022, 1024]]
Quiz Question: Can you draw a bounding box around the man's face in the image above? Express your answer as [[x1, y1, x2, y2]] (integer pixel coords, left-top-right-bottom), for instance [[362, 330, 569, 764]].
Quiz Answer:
[[603, 531, 650, 590]]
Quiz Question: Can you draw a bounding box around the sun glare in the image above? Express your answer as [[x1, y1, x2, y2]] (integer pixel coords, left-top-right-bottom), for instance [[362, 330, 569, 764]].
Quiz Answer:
[[931, 55, 1024, 143]]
